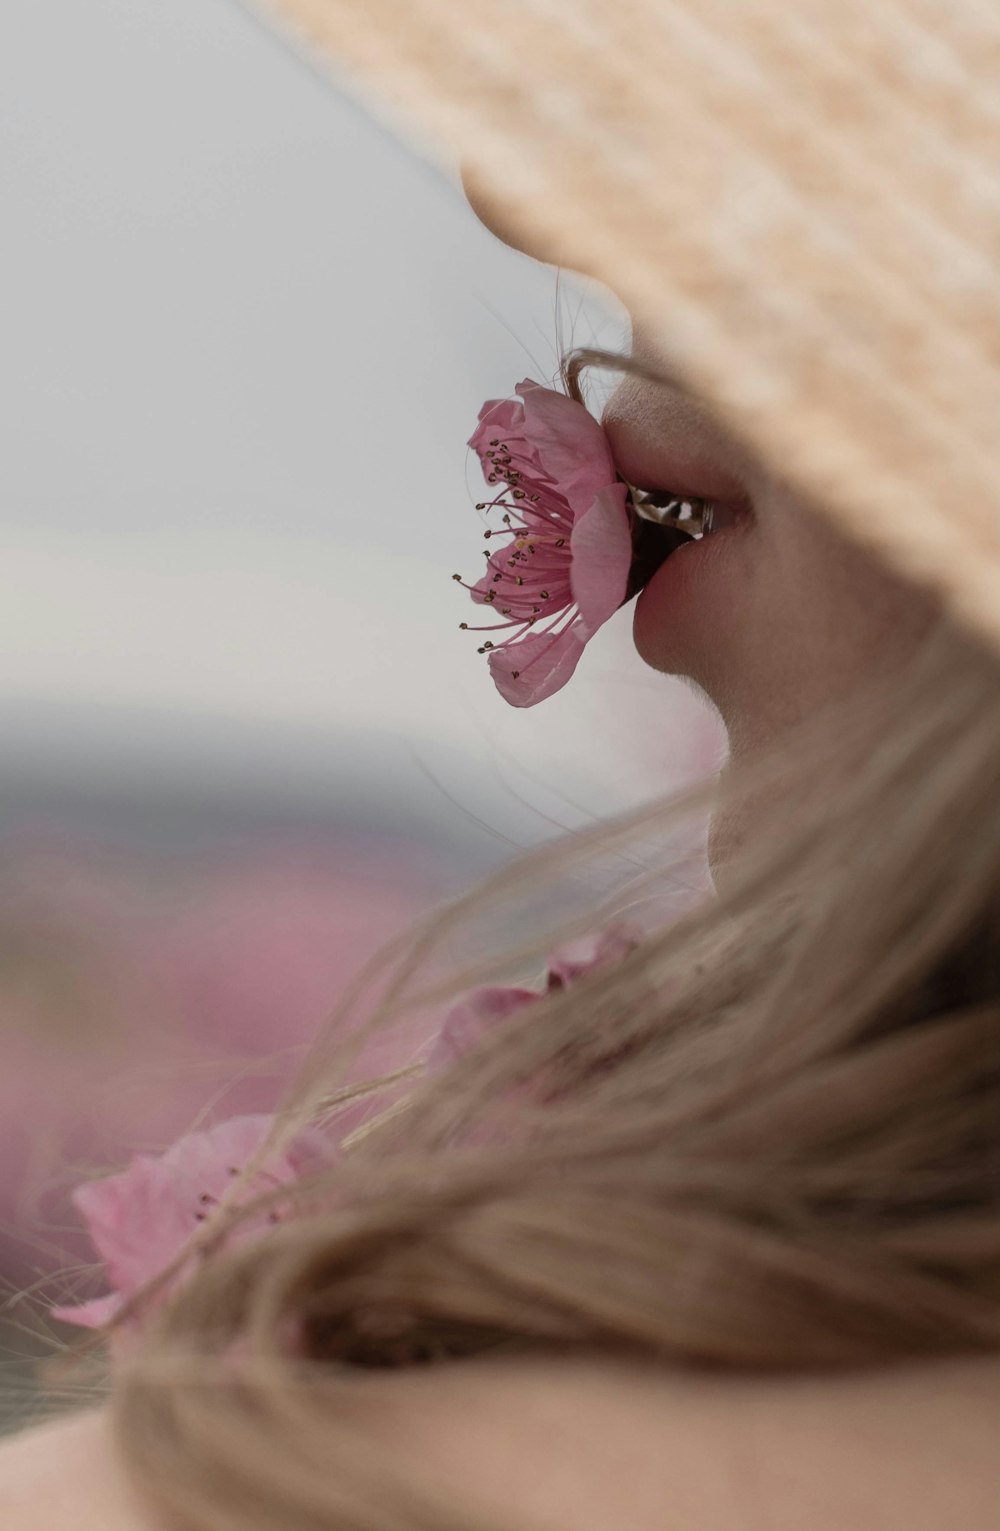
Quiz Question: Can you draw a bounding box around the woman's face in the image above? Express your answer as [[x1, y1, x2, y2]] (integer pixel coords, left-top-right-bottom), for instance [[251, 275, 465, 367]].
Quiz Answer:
[[461, 178, 936, 760], [601, 358, 936, 760]]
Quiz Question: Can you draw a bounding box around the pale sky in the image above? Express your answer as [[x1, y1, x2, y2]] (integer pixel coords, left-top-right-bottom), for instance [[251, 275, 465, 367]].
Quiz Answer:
[[0, 0, 722, 860]]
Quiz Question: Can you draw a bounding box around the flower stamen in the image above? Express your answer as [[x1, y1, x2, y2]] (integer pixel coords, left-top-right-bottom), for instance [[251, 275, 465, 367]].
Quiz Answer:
[[458, 380, 633, 705]]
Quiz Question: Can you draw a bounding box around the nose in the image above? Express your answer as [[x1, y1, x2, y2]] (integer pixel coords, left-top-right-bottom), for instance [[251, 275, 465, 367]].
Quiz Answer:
[[461, 163, 605, 282], [462, 165, 535, 256]]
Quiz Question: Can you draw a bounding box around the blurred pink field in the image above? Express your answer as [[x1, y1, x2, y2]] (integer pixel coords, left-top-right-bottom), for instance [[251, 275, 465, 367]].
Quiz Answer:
[[0, 836, 437, 1295], [0, 685, 723, 1314]]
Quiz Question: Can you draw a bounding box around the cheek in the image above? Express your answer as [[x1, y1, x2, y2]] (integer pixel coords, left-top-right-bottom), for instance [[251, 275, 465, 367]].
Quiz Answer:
[[760, 511, 935, 694]]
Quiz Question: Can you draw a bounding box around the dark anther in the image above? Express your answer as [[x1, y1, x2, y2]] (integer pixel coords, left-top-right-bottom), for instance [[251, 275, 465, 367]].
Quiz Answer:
[[511, 670, 520, 679], [485, 590, 496, 602], [490, 438, 499, 446], [539, 590, 550, 599], [555, 538, 565, 547], [459, 622, 469, 629], [452, 573, 462, 581]]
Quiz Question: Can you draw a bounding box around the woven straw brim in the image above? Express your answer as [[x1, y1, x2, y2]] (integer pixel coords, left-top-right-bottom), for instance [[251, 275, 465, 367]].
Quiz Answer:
[[254, 0, 1000, 648]]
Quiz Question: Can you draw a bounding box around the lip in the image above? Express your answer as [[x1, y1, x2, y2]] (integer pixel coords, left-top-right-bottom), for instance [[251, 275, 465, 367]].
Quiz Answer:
[[603, 411, 756, 668], [604, 411, 753, 579], [603, 412, 753, 522], [624, 485, 755, 603], [627, 503, 755, 677], [634, 498, 752, 591]]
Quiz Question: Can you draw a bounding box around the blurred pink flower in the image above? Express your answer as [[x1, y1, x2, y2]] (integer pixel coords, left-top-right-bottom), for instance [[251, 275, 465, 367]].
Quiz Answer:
[[427, 926, 638, 1071], [51, 1114, 334, 1333], [50, 928, 637, 1335], [0, 842, 432, 1292], [456, 380, 632, 707]]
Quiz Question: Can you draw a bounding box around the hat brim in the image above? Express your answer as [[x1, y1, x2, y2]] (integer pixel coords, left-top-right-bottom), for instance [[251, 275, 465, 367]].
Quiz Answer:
[[251, 0, 1000, 647]]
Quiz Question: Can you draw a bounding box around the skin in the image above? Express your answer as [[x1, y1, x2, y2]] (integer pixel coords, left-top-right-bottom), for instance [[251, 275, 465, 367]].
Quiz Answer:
[[465, 167, 937, 765], [600, 359, 939, 872], [0, 186, 982, 1531], [600, 359, 937, 760], [2, 1352, 997, 1530]]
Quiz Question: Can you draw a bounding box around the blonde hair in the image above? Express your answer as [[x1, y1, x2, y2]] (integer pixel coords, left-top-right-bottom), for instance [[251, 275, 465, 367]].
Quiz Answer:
[[29, 611, 986, 1528], [29, 357, 1000, 1526]]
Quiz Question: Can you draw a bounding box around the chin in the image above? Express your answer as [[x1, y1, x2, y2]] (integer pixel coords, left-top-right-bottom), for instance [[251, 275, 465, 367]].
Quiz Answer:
[[630, 523, 754, 696], [631, 592, 729, 716]]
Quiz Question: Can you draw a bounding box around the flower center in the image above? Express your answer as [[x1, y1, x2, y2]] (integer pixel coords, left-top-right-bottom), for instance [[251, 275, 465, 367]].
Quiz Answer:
[[454, 437, 580, 655]]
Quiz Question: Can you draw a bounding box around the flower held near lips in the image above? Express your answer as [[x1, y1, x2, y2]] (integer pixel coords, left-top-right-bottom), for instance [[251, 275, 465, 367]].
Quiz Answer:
[[456, 379, 632, 707]]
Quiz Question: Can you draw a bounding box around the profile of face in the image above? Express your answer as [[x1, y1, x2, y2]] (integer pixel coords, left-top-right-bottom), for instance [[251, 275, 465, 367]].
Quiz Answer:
[[462, 175, 937, 760], [601, 359, 937, 760]]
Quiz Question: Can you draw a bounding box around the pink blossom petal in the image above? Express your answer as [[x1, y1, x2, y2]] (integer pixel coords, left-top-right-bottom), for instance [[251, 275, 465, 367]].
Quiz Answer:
[[546, 926, 639, 989], [461, 380, 633, 707], [51, 1114, 334, 1332], [470, 569, 550, 624], [427, 984, 540, 1072], [487, 624, 587, 708], [425, 924, 640, 1081], [469, 396, 519, 449], [470, 570, 499, 605], [69, 1155, 203, 1297], [468, 395, 544, 477], [50, 1291, 123, 1330], [516, 381, 617, 507], [569, 484, 633, 636]]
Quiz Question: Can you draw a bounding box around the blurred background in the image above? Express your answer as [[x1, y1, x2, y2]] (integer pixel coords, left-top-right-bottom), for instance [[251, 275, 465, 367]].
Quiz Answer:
[[0, 0, 723, 1421]]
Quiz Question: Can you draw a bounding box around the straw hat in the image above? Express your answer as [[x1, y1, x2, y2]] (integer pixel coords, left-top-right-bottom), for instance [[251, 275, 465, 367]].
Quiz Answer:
[[252, 0, 999, 647]]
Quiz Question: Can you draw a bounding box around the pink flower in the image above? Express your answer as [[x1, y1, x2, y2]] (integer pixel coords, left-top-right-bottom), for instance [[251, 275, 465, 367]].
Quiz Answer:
[[51, 1114, 333, 1334], [455, 380, 632, 707], [50, 930, 637, 1337], [427, 926, 638, 1071]]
